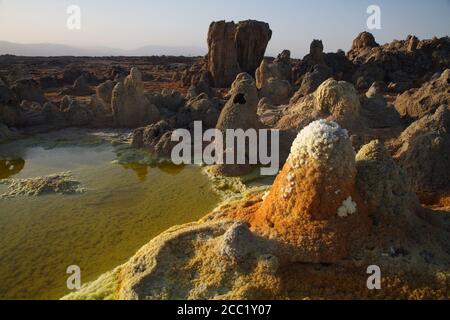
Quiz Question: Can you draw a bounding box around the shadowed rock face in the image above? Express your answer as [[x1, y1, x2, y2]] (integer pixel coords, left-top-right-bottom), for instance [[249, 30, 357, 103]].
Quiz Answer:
[[393, 105, 450, 204], [0, 123, 17, 143], [207, 20, 272, 88], [256, 51, 293, 106], [132, 120, 176, 158], [235, 20, 272, 77], [395, 69, 450, 119], [258, 77, 293, 106], [347, 31, 379, 60], [309, 39, 325, 65]]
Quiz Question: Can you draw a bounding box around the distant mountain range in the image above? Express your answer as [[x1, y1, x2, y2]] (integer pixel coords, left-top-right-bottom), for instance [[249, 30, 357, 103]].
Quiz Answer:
[[0, 41, 207, 57]]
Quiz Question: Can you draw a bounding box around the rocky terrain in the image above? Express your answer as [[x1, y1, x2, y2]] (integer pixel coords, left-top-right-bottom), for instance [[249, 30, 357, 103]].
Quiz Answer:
[[1, 20, 449, 300]]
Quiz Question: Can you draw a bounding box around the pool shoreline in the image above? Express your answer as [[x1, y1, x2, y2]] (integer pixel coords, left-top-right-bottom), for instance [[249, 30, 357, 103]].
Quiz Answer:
[[0, 128, 225, 300]]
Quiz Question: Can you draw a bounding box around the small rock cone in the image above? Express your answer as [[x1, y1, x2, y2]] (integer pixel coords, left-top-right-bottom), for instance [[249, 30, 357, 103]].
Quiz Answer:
[[251, 120, 370, 263]]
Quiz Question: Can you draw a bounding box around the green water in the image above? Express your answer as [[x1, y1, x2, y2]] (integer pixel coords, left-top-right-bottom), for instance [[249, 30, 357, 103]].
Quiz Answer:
[[0, 129, 220, 300]]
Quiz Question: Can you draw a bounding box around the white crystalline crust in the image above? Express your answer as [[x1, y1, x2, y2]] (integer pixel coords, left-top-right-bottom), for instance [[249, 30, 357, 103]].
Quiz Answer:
[[282, 172, 296, 199], [288, 119, 349, 169], [337, 196, 358, 218]]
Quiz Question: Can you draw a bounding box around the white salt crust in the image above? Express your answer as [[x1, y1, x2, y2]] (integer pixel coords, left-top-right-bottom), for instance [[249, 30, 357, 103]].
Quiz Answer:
[[337, 196, 357, 218], [288, 120, 349, 169]]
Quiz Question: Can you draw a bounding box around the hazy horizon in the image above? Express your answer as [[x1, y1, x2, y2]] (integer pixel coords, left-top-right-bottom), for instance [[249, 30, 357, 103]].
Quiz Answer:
[[0, 0, 449, 58]]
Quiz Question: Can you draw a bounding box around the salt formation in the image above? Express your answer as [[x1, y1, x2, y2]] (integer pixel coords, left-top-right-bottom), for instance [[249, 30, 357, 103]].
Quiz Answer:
[[131, 120, 176, 158], [61, 96, 94, 126], [176, 93, 221, 129], [111, 67, 160, 128], [252, 120, 370, 263], [337, 197, 357, 218], [354, 140, 439, 254], [0, 172, 85, 198], [258, 50, 292, 85], [291, 39, 354, 99], [277, 79, 364, 133], [113, 220, 280, 300], [360, 82, 401, 129], [348, 33, 449, 92]]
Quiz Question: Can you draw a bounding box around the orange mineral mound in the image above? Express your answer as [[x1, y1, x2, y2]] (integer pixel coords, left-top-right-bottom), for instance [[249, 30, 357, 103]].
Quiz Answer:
[[251, 119, 371, 263]]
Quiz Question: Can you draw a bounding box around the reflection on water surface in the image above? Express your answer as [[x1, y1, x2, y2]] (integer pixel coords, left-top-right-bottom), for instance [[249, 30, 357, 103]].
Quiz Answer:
[[0, 129, 219, 299]]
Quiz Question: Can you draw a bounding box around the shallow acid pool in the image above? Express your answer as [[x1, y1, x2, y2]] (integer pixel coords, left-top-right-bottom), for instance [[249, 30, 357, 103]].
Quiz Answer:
[[0, 129, 220, 300]]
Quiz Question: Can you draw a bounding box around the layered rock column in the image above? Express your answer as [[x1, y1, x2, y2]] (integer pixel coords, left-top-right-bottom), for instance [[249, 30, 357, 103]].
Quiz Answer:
[[207, 21, 241, 88], [207, 20, 272, 88], [235, 20, 272, 77]]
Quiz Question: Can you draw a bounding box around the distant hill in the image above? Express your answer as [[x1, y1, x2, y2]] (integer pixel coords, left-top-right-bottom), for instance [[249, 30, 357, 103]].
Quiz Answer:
[[0, 41, 207, 57]]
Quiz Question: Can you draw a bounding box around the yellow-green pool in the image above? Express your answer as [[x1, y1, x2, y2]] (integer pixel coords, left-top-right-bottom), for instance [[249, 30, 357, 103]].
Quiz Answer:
[[0, 129, 220, 300]]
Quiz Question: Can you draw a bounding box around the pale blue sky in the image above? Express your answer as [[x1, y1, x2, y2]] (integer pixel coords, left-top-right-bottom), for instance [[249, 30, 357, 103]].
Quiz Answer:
[[0, 0, 449, 57]]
